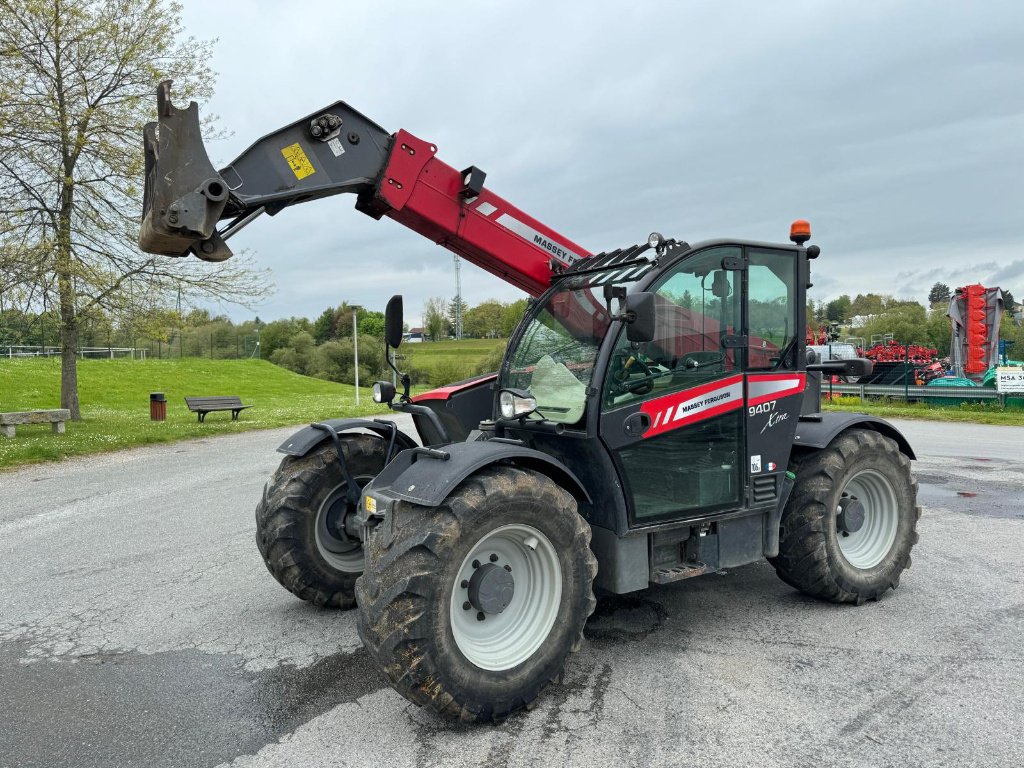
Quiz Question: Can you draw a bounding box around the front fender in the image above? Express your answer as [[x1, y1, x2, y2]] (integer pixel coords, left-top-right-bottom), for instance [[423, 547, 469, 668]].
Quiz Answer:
[[277, 418, 419, 457], [362, 440, 592, 508], [794, 412, 916, 459]]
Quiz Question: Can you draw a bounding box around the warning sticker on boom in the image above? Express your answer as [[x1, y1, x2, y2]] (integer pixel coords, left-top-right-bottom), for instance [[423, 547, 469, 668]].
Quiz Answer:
[[281, 143, 316, 180]]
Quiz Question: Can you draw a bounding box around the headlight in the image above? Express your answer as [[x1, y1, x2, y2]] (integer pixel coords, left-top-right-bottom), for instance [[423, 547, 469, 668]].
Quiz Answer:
[[372, 381, 396, 403], [499, 389, 537, 418]]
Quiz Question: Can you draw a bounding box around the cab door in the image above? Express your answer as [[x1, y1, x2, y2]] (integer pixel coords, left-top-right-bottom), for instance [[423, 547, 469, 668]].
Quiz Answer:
[[744, 248, 804, 503], [599, 246, 746, 526]]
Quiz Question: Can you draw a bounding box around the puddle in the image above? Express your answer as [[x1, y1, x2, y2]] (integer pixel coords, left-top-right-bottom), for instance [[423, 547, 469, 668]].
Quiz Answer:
[[0, 639, 384, 768], [585, 595, 667, 642], [915, 468, 1021, 519]]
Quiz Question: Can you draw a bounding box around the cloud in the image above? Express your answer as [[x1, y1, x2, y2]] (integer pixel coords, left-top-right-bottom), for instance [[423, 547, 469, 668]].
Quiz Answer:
[[178, 0, 1024, 320]]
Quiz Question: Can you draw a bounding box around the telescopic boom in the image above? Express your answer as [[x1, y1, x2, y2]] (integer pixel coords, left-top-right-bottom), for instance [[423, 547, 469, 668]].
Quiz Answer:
[[139, 81, 590, 296]]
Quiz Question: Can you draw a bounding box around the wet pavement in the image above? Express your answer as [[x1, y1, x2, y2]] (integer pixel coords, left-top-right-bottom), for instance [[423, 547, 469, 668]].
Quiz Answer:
[[1, 418, 1022, 767]]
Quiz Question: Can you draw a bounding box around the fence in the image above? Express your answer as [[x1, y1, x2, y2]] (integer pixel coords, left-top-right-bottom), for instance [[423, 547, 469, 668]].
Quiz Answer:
[[827, 381, 1001, 402], [2, 345, 147, 359], [1, 333, 261, 361]]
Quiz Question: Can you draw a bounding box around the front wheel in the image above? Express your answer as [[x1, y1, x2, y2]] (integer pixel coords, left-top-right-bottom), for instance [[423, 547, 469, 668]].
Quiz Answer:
[[771, 429, 920, 605], [256, 434, 388, 608], [355, 466, 597, 722]]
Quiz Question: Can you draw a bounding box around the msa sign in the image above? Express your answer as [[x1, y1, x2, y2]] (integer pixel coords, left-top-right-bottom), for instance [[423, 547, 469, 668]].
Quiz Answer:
[[995, 367, 1024, 393]]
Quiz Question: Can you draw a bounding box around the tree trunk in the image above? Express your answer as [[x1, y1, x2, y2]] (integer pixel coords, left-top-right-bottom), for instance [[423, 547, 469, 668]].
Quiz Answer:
[[57, 260, 81, 419], [56, 194, 81, 419], [60, 315, 81, 420]]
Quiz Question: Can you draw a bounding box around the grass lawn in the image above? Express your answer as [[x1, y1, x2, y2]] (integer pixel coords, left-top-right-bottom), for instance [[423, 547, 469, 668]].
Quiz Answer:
[[398, 338, 506, 383], [0, 358, 389, 470], [824, 395, 1024, 426]]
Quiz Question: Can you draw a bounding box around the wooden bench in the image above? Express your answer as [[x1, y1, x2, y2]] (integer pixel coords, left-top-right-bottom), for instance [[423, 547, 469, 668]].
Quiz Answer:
[[0, 409, 71, 438], [184, 396, 253, 423]]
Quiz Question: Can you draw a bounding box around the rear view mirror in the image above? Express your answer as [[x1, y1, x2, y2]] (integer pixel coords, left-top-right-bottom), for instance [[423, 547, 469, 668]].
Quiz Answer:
[[625, 292, 656, 344], [807, 358, 873, 376], [711, 270, 731, 299], [385, 295, 404, 348]]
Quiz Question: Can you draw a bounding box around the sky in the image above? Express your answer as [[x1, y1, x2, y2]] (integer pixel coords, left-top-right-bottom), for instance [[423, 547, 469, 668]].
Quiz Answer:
[[178, 1, 1024, 322]]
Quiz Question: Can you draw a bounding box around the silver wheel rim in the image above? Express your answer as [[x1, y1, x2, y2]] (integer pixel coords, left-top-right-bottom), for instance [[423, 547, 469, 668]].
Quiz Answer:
[[314, 477, 371, 573], [449, 523, 562, 672], [837, 469, 899, 569]]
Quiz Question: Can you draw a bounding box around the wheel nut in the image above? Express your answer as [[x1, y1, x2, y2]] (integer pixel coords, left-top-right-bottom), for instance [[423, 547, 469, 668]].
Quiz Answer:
[[461, 579, 469, 588], [489, 553, 499, 562], [462, 601, 471, 610], [472, 559, 480, 569], [476, 612, 485, 621], [504, 564, 512, 572]]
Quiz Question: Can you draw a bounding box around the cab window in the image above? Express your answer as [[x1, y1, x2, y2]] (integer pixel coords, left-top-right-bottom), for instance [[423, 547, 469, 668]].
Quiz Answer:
[[603, 246, 741, 410], [747, 249, 797, 370]]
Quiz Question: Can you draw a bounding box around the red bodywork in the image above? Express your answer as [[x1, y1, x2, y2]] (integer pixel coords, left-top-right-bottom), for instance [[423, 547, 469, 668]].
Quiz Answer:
[[413, 373, 498, 403], [378, 131, 591, 298]]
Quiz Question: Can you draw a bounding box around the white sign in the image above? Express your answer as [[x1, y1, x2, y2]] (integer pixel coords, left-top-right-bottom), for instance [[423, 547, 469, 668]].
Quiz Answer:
[[995, 367, 1024, 393]]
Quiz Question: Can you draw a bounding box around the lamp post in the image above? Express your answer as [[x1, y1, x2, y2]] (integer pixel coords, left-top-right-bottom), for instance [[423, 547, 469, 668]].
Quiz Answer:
[[350, 304, 363, 406]]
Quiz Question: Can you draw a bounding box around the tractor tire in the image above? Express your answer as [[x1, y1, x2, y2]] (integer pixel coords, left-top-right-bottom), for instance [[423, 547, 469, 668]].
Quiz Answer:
[[771, 428, 921, 605], [256, 434, 388, 608], [355, 466, 597, 722]]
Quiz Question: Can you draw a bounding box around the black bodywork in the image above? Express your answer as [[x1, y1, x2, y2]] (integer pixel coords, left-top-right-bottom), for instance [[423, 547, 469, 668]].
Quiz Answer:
[[287, 238, 914, 595]]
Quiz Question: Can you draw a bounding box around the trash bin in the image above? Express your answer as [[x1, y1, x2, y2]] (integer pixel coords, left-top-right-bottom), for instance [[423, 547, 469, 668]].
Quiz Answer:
[[150, 392, 166, 421]]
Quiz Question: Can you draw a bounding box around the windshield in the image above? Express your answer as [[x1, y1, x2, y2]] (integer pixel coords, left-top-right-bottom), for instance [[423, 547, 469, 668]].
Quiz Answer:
[[501, 271, 643, 424]]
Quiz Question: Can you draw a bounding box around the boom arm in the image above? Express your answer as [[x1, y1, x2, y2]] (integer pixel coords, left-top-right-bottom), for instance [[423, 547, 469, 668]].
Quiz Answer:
[[139, 81, 590, 296]]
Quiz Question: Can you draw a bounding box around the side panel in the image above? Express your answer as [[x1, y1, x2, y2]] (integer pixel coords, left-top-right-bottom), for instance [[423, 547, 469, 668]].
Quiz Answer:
[[521, 431, 630, 535], [744, 373, 806, 504], [411, 373, 496, 443]]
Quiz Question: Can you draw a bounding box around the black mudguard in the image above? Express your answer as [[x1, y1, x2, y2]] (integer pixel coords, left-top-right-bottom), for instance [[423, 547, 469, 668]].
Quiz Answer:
[[794, 412, 916, 459], [362, 440, 591, 509], [277, 418, 419, 458]]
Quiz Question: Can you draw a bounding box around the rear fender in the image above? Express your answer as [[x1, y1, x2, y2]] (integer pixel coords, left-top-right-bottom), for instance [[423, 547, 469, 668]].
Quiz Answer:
[[793, 412, 916, 459], [361, 440, 591, 511], [277, 418, 418, 458]]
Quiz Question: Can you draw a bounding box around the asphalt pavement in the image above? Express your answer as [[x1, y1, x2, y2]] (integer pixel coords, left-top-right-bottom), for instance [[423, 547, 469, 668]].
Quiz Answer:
[[0, 417, 1022, 768]]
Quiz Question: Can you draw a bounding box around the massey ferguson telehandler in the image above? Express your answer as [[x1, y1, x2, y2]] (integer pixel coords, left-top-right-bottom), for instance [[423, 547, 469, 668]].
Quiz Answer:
[[139, 81, 920, 722]]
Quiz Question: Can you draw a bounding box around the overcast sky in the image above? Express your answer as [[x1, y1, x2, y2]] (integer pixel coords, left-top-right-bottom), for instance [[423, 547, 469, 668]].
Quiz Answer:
[[178, 1, 1023, 322]]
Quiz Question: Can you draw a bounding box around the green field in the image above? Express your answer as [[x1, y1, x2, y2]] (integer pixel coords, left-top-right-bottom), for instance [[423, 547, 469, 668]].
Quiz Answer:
[[0, 358, 388, 470], [399, 338, 506, 384], [824, 395, 1024, 425]]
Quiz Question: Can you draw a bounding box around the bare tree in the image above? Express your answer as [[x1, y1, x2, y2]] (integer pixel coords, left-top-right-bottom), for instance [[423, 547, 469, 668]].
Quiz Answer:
[[0, 0, 270, 418]]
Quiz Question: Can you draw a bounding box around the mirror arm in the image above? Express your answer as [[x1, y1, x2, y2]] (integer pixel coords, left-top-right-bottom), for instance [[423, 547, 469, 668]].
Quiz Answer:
[[383, 339, 412, 403]]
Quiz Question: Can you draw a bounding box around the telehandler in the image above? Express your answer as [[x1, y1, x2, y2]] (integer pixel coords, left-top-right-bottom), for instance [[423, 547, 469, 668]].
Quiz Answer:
[[139, 82, 920, 722]]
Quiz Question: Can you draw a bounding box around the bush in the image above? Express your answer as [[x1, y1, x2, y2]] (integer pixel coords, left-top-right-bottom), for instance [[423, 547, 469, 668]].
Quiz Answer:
[[427, 359, 476, 386], [269, 346, 309, 375], [308, 335, 387, 384], [474, 343, 507, 375]]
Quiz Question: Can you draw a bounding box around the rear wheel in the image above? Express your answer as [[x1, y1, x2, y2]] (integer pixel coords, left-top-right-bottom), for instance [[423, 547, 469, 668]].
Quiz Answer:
[[771, 429, 920, 604], [355, 466, 597, 722], [256, 435, 388, 608]]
